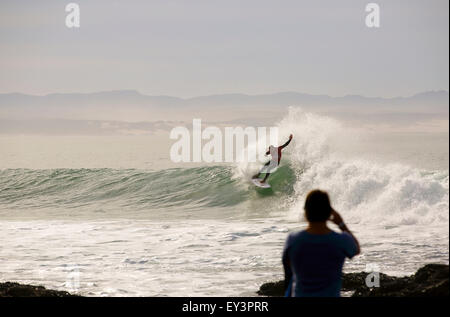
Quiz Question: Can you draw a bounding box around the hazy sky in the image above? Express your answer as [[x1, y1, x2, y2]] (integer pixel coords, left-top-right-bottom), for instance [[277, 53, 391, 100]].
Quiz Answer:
[[0, 0, 448, 98]]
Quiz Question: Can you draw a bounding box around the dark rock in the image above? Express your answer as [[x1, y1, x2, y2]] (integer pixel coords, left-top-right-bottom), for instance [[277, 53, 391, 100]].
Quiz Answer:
[[256, 280, 285, 296], [0, 282, 79, 297], [352, 264, 449, 297], [257, 264, 449, 297], [341, 271, 399, 291]]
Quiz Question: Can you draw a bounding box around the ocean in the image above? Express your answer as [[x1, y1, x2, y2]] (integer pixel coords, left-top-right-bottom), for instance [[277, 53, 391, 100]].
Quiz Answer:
[[0, 109, 448, 296]]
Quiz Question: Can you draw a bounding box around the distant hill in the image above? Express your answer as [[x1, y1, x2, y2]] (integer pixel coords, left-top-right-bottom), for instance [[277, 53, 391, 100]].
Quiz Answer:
[[0, 89, 448, 118], [0, 90, 447, 134]]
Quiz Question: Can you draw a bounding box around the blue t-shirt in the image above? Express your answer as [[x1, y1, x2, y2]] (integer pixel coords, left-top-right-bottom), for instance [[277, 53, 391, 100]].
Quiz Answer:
[[282, 230, 358, 297]]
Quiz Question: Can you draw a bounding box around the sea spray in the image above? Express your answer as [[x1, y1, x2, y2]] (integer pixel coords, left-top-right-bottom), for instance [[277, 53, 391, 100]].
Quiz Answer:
[[272, 108, 449, 226]]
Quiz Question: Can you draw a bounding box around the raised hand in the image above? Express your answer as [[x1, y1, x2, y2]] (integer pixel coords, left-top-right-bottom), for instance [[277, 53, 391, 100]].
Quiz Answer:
[[330, 209, 344, 226]]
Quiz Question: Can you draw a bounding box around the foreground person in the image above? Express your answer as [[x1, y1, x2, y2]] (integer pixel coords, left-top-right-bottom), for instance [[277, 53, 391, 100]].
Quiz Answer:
[[282, 189, 360, 297]]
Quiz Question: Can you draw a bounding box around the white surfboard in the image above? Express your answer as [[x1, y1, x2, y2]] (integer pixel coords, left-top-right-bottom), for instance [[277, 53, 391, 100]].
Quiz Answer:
[[251, 178, 271, 189]]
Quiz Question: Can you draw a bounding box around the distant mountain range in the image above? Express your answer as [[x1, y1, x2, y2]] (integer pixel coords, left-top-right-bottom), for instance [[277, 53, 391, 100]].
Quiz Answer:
[[1, 89, 448, 111], [0, 90, 448, 134]]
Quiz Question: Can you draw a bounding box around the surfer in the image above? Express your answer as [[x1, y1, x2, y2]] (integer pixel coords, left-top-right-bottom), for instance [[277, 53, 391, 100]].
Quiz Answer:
[[252, 134, 293, 184]]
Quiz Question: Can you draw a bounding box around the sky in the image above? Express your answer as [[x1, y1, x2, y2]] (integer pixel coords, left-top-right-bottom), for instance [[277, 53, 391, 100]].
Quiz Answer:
[[0, 0, 448, 98]]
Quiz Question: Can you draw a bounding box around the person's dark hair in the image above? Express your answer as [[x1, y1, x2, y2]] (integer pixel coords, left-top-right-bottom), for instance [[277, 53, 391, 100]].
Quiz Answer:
[[304, 190, 332, 222]]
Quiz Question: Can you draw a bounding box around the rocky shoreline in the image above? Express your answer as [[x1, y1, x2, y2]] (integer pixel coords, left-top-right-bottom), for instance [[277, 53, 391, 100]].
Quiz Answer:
[[0, 282, 79, 297], [257, 263, 449, 297], [1, 264, 448, 297]]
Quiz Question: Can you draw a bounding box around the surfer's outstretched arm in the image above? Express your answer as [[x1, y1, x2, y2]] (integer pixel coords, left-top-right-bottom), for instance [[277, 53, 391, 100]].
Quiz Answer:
[[280, 134, 293, 150]]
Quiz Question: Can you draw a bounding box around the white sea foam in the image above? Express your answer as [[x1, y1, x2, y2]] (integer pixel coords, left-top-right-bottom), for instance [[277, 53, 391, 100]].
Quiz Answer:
[[274, 108, 449, 226]]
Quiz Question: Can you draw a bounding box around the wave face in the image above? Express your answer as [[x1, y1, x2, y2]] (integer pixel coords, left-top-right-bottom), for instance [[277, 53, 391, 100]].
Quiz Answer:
[[0, 165, 295, 216], [0, 108, 448, 225], [276, 108, 449, 226]]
